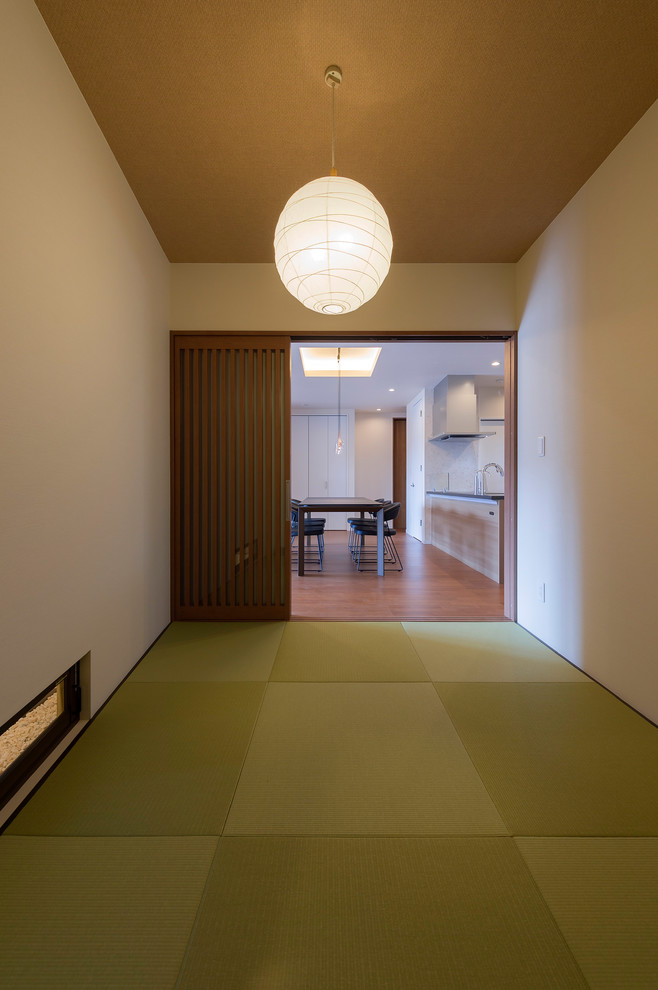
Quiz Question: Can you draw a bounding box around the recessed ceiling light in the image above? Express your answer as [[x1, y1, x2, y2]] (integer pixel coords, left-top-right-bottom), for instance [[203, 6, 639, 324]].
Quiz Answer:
[[388, 388, 395, 392], [299, 346, 382, 377], [376, 408, 382, 412], [491, 361, 501, 367]]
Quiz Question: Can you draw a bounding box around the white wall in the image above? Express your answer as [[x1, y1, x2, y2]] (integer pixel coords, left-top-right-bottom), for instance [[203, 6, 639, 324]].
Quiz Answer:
[[0, 0, 170, 723], [354, 413, 397, 499], [516, 99, 658, 722], [171, 263, 515, 333]]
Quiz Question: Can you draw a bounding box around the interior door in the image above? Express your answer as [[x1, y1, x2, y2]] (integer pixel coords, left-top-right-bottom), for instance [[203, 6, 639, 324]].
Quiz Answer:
[[393, 417, 407, 530], [171, 334, 290, 620], [406, 394, 425, 541]]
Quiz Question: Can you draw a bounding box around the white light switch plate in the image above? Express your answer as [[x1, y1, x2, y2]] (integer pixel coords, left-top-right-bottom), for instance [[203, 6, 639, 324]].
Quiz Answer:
[[537, 435, 545, 456]]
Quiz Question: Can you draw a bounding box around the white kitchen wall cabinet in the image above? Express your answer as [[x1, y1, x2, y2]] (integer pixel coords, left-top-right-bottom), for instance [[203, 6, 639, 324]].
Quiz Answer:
[[291, 414, 353, 528]]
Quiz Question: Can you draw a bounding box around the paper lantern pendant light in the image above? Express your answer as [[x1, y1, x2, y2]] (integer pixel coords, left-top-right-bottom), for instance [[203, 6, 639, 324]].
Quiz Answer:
[[274, 67, 392, 315]]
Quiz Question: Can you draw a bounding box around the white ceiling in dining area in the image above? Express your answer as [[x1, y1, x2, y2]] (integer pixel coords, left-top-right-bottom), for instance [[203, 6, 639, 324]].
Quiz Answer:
[[291, 340, 505, 413]]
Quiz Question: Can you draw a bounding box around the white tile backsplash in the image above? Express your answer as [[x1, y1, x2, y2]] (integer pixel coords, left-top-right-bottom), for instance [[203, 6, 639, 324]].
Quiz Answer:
[[426, 436, 478, 493]]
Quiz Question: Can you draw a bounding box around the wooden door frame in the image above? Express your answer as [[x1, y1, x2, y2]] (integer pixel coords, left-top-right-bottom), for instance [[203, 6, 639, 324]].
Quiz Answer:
[[171, 329, 518, 622], [290, 330, 517, 621]]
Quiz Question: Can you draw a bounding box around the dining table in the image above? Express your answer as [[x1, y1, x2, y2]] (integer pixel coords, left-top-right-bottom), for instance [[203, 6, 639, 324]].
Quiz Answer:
[[296, 496, 386, 576]]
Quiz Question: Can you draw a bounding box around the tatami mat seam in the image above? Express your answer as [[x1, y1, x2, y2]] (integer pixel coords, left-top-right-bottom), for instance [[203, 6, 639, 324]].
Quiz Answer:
[[425, 679, 517, 829], [400, 622, 435, 681], [220, 680, 272, 836], [513, 831, 658, 838], [428, 679, 539, 836], [214, 833, 516, 840], [265, 679, 431, 684], [173, 838, 224, 990], [509, 837, 593, 985]]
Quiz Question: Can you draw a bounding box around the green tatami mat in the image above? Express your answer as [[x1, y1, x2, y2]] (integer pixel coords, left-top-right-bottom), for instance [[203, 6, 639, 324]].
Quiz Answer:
[[403, 621, 586, 681], [225, 683, 506, 835], [130, 620, 285, 681], [7, 682, 264, 835], [0, 835, 216, 989], [436, 681, 658, 835], [516, 837, 658, 989], [270, 622, 429, 681], [177, 836, 587, 990]]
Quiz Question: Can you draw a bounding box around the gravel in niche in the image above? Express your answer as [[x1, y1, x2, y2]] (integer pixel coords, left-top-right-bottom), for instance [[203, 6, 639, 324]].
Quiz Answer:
[[0, 690, 59, 774]]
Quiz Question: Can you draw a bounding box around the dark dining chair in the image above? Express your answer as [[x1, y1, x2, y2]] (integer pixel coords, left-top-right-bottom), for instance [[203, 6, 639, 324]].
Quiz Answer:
[[290, 501, 326, 570], [349, 501, 403, 571], [347, 498, 389, 552]]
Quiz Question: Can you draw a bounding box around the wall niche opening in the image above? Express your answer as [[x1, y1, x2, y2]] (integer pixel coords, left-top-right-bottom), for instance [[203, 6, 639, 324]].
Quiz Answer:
[[0, 660, 82, 810]]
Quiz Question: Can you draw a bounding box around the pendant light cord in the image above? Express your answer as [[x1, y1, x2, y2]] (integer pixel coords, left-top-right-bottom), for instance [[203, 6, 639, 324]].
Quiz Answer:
[[336, 347, 343, 453], [330, 79, 337, 175]]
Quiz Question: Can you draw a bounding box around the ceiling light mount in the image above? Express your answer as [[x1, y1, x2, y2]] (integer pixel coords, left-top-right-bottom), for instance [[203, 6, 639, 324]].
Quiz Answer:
[[324, 65, 342, 87]]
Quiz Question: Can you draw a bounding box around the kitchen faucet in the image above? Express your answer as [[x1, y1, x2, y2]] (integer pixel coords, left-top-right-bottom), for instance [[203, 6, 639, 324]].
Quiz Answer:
[[481, 462, 504, 493]]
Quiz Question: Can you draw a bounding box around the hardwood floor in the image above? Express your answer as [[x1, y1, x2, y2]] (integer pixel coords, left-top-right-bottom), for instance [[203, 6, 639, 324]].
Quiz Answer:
[[291, 530, 506, 621]]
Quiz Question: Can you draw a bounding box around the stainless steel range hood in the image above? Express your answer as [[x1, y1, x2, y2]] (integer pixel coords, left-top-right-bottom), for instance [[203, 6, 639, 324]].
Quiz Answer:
[[432, 431, 494, 441], [429, 376, 493, 442]]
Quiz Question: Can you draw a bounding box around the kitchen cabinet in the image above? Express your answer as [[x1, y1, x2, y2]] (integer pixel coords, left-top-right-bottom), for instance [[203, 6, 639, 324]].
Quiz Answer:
[[428, 493, 504, 582]]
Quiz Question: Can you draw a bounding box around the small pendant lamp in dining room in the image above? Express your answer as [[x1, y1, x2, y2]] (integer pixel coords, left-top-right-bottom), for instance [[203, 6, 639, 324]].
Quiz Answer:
[[335, 347, 343, 454], [274, 66, 393, 315]]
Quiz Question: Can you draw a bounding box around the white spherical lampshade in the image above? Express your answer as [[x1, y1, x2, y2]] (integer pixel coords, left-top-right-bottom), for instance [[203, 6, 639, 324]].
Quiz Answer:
[[274, 175, 392, 315]]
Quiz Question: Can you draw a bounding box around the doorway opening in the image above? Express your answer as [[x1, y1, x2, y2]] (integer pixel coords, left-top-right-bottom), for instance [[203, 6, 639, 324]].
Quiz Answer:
[[289, 335, 515, 622], [392, 417, 406, 531]]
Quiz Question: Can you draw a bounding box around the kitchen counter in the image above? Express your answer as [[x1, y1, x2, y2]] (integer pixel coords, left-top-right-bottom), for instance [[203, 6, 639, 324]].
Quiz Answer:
[[427, 492, 504, 582], [427, 491, 504, 502]]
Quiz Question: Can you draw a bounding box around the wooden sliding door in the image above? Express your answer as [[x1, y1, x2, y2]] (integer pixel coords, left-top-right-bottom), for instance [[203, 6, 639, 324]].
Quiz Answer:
[[171, 334, 290, 620]]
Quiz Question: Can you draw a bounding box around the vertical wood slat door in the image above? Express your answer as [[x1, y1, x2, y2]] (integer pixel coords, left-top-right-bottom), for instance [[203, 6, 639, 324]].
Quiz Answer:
[[172, 334, 291, 620]]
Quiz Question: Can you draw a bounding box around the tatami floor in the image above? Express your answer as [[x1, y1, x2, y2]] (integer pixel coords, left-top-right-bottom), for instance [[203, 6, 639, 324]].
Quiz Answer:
[[1, 621, 657, 988]]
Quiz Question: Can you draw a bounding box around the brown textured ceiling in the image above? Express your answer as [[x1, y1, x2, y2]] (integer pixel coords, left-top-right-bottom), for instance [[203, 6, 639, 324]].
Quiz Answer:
[[34, 0, 658, 263]]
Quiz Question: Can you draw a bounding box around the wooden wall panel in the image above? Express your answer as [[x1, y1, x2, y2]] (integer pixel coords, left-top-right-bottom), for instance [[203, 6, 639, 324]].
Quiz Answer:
[[171, 334, 290, 620]]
